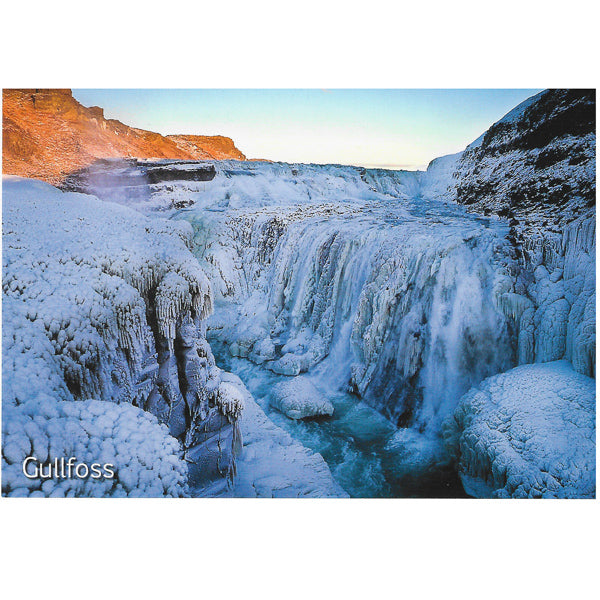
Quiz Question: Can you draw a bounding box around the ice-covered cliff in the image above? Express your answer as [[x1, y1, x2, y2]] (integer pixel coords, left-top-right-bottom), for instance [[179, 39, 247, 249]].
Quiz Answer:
[[2, 177, 239, 496], [447, 89, 596, 379]]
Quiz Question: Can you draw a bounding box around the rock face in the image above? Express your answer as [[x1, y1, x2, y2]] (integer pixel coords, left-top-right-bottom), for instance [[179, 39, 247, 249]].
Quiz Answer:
[[2, 177, 242, 496], [446, 89, 596, 379], [2, 89, 246, 185], [168, 135, 247, 161], [443, 361, 595, 498], [452, 90, 595, 221]]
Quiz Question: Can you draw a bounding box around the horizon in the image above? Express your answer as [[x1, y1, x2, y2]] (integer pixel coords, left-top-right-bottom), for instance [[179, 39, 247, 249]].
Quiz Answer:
[[72, 89, 542, 170]]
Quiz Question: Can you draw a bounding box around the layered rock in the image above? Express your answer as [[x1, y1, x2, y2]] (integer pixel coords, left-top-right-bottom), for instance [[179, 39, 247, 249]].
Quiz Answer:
[[168, 135, 247, 161], [2, 89, 246, 185]]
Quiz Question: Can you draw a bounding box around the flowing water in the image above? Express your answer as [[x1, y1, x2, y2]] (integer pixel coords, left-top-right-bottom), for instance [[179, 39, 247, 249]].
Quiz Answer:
[[210, 337, 468, 498]]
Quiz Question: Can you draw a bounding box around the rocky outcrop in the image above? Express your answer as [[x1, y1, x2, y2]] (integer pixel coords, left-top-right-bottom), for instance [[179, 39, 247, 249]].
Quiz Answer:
[[452, 90, 595, 222], [168, 134, 247, 161], [2, 89, 246, 185]]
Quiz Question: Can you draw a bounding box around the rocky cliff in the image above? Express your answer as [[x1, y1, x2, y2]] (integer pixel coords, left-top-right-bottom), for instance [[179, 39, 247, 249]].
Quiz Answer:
[[167, 134, 246, 161], [2, 89, 246, 185]]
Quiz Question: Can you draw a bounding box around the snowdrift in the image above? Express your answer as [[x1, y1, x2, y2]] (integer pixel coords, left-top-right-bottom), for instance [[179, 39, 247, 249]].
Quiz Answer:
[[444, 361, 595, 498]]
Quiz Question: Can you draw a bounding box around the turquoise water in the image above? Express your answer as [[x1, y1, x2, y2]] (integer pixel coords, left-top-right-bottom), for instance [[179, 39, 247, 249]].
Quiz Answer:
[[210, 337, 468, 498]]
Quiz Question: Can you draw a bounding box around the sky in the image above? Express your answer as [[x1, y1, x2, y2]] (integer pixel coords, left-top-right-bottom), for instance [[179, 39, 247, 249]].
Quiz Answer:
[[73, 89, 542, 170]]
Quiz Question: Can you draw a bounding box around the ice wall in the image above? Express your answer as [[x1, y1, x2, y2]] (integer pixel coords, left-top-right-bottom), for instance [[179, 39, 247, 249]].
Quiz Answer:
[[496, 215, 595, 377], [2, 177, 242, 496]]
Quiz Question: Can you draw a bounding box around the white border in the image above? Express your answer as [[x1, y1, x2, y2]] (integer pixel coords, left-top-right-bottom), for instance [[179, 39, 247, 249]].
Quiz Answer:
[[1, 1, 598, 598]]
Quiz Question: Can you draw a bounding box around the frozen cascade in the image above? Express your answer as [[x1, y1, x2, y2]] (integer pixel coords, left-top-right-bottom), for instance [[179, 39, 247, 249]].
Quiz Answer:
[[186, 176, 516, 433]]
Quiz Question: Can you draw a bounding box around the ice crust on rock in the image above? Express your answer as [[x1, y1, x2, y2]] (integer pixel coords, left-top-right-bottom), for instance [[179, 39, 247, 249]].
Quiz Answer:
[[443, 361, 595, 498], [2, 177, 238, 496], [204, 373, 347, 498], [270, 377, 334, 420]]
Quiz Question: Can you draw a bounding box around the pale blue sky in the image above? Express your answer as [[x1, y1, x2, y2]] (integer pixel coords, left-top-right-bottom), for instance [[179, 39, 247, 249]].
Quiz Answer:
[[73, 89, 542, 170]]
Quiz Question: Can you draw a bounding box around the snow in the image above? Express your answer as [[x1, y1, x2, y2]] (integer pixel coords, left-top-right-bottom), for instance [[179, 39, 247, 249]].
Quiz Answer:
[[1, 176, 235, 496], [213, 373, 347, 498], [270, 377, 334, 420], [443, 361, 595, 498]]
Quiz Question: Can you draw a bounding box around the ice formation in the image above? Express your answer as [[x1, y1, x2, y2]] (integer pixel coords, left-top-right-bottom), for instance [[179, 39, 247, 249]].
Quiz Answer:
[[10, 89, 594, 498], [443, 361, 595, 498], [209, 373, 347, 498], [270, 377, 334, 420], [2, 177, 237, 496]]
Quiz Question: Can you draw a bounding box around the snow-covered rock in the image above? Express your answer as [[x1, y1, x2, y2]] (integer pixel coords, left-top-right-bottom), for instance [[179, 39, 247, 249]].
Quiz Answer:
[[270, 378, 334, 420], [211, 373, 347, 498], [443, 361, 595, 498], [2, 398, 187, 498], [2, 176, 240, 496], [447, 90, 596, 379]]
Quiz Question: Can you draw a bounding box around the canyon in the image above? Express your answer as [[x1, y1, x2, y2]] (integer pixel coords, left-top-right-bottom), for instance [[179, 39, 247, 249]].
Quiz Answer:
[[2, 89, 595, 498]]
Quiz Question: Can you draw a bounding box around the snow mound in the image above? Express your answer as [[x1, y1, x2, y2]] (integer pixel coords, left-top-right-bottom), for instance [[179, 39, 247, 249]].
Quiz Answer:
[[270, 378, 334, 420], [2, 399, 187, 498], [443, 361, 595, 498]]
